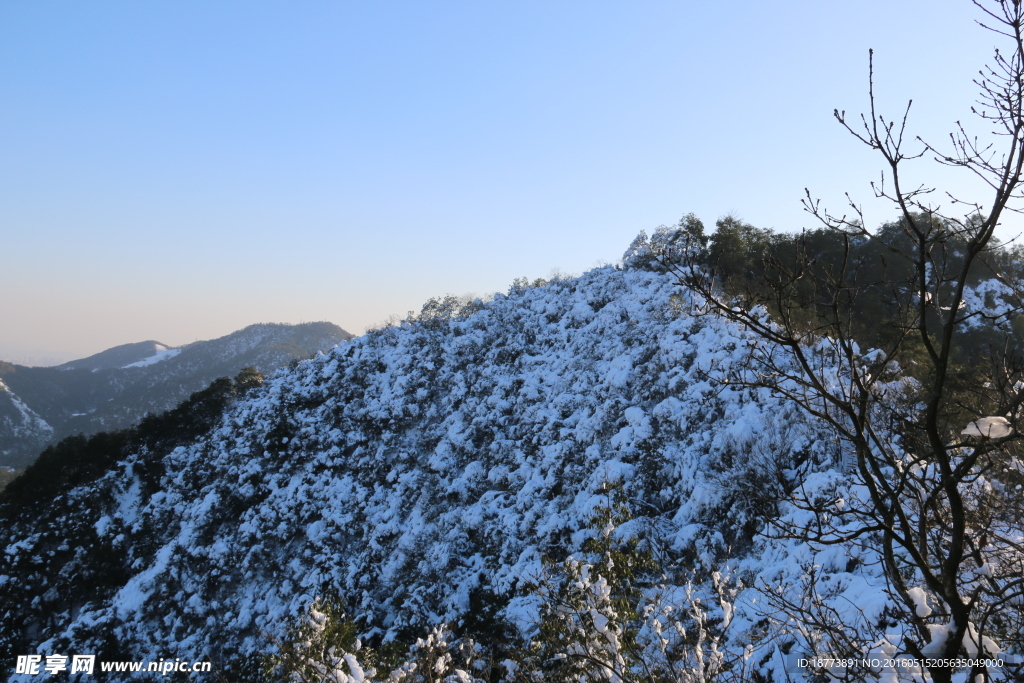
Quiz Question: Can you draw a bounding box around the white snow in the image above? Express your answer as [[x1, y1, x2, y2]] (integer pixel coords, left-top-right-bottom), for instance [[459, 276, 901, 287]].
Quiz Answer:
[[961, 416, 1013, 439], [0, 377, 54, 438], [121, 345, 181, 368]]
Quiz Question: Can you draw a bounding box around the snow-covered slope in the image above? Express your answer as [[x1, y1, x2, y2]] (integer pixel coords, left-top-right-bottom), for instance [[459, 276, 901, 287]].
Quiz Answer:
[[0, 261, 845, 679], [0, 379, 52, 465]]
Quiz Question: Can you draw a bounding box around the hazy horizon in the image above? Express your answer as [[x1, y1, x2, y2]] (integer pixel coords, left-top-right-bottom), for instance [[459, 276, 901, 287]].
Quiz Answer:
[[0, 320, 346, 367], [4, 1, 1020, 363]]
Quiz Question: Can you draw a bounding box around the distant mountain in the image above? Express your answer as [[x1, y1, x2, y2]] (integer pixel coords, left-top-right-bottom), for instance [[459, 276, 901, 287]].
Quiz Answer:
[[56, 340, 175, 371], [0, 322, 351, 469]]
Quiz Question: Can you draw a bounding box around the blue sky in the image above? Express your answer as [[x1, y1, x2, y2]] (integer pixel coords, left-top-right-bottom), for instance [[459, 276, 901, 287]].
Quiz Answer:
[[0, 1, 1013, 362]]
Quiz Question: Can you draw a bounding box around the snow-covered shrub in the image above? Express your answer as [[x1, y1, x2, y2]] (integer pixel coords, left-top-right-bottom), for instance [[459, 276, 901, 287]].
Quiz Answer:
[[527, 485, 655, 682], [387, 626, 488, 683], [623, 219, 703, 272], [264, 597, 373, 683], [520, 485, 752, 683], [636, 571, 752, 683], [267, 604, 487, 683]]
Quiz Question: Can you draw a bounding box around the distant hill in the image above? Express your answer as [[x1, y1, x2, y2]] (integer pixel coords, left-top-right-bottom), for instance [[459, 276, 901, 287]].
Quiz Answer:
[[56, 340, 175, 371], [0, 322, 351, 468]]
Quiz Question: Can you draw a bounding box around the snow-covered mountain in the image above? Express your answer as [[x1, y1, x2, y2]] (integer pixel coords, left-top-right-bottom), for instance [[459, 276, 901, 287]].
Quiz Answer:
[[0, 322, 351, 469], [0, 251, 851, 680], [56, 340, 178, 372]]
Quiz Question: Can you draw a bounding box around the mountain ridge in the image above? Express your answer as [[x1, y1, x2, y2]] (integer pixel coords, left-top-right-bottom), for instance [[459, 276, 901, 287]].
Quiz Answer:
[[56, 340, 173, 372], [0, 322, 352, 468]]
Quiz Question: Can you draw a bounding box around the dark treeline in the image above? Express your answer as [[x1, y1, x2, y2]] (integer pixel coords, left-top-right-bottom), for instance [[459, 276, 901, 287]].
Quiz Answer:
[[660, 212, 1024, 368]]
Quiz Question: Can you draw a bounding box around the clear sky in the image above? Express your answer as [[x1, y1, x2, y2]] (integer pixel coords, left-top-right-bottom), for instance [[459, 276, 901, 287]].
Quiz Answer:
[[1, 1, 1017, 364]]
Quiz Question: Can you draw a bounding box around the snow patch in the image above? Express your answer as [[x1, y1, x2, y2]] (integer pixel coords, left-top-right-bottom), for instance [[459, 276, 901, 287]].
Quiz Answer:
[[121, 345, 181, 368]]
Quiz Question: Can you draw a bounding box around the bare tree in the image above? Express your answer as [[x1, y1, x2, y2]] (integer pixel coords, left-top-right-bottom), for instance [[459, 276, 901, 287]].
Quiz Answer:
[[664, 2, 1024, 682]]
